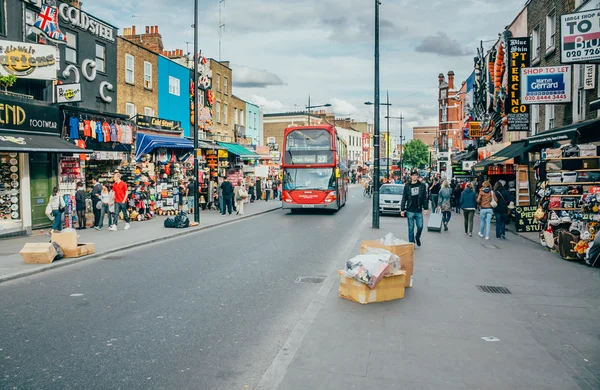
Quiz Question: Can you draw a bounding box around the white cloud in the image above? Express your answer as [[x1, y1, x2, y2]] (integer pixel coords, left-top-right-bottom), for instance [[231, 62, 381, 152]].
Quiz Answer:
[[231, 65, 285, 88], [330, 98, 357, 116], [248, 95, 284, 112]]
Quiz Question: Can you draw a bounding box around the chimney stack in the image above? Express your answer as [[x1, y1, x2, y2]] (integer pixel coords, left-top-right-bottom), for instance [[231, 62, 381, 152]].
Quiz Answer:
[[448, 71, 455, 90], [438, 73, 445, 86], [132, 25, 136, 35], [145, 26, 150, 34]]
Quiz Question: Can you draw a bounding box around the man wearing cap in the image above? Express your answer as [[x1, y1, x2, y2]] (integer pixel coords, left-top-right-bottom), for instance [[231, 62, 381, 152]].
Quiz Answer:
[[401, 170, 428, 246]]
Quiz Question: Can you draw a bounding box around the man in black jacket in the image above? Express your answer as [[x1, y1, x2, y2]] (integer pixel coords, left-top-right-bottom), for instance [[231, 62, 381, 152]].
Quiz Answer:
[[220, 178, 234, 215], [90, 177, 102, 230], [401, 170, 429, 246]]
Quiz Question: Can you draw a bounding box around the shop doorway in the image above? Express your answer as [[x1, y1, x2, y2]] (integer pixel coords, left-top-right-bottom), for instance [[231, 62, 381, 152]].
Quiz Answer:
[[29, 153, 57, 229]]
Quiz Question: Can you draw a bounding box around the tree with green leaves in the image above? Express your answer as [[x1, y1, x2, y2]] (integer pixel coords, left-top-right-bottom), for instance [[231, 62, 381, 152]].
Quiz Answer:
[[402, 139, 429, 169], [0, 75, 17, 92]]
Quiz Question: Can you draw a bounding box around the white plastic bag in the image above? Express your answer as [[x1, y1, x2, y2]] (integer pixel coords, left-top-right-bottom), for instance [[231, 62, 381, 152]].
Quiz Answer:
[[345, 253, 390, 289], [45, 203, 54, 221], [380, 232, 409, 246], [361, 247, 401, 273]]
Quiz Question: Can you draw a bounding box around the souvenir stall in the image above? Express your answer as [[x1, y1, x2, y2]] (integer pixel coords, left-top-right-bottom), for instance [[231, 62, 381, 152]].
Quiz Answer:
[[0, 153, 21, 224], [199, 146, 228, 210]]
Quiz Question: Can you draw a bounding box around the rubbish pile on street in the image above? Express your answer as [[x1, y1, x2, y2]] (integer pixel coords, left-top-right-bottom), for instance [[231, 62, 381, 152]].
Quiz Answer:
[[339, 233, 414, 304], [19, 230, 95, 264]]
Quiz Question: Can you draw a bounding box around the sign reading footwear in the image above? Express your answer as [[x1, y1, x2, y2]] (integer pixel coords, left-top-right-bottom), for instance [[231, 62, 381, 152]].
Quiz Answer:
[[0, 40, 58, 80], [0, 95, 59, 134]]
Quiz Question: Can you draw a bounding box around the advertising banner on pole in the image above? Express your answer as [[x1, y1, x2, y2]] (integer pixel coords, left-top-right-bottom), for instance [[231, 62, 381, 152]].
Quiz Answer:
[[561, 9, 600, 64], [521, 66, 572, 104], [506, 38, 531, 131]]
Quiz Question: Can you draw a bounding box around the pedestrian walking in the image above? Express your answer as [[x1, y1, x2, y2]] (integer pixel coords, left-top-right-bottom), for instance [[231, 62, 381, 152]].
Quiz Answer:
[[90, 177, 102, 230], [453, 183, 463, 214], [265, 178, 272, 201], [255, 178, 262, 201], [401, 170, 429, 247], [272, 180, 279, 200], [234, 180, 247, 215], [98, 185, 114, 230], [429, 178, 441, 210], [439, 180, 453, 231], [493, 182, 510, 239], [75, 181, 87, 230], [187, 178, 195, 214], [220, 177, 234, 215], [111, 173, 130, 231], [178, 180, 186, 212], [477, 181, 494, 240], [459, 182, 477, 236], [47, 186, 65, 233]]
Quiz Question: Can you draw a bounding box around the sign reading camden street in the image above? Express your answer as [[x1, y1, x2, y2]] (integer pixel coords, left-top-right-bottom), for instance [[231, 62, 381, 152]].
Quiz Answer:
[[515, 206, 542, 233], [506, 38, 530, 131], [521, 66, 572, 104], [561, 9, 600, 64], [136, 115, 181, 132], [58, 3, 115, 42], [0, 40, 58, 80], [0, 96, 59, 134]]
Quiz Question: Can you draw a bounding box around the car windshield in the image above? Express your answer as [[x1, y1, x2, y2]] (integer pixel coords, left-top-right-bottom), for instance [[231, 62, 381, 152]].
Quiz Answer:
[[283, 168, 335, 190], [380, 185, 403, 195]]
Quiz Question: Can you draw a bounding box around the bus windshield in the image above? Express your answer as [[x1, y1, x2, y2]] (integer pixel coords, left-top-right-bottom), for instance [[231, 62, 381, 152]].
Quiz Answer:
[[283, 168, 336, 190], [285, 129, 331, 150]]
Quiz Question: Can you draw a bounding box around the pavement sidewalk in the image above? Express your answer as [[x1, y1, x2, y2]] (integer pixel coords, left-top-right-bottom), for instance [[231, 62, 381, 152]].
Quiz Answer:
[[0, 200, 282, 283], [272, 213, 600, 390]]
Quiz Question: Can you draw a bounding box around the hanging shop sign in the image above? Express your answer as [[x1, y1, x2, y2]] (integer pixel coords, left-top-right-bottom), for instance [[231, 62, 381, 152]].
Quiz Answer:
[[462, 160, 477, 171], [514, 206, 542, 233], [560, 9, 600, 64], [217, 150, 229, 158], [506, 37, 530, 131], [89, 151, 125, 160], [58, 3, 115, 42], [136, 115, 181, 132], [0, 96, 59, 134], [521, 66, 572, 104], [468, 121, 482, 138], [0, 40, 58, 80], [584, 64, 596, 90], [56, 83, 82, 103]]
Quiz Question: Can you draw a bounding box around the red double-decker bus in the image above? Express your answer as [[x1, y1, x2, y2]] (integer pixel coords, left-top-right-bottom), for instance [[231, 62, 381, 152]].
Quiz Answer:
[[281, 125, 348, 211]]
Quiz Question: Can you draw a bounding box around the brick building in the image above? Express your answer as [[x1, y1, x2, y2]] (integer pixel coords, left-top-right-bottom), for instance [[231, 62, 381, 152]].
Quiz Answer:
[[116, 34, 159, 118], [263, 112, 322, 152], [437, 71, 463, 153], [231, 95, 247, 143], [210, 59, 234, 142], [413, 126, 439, 149], [119, 25, 164, 54]]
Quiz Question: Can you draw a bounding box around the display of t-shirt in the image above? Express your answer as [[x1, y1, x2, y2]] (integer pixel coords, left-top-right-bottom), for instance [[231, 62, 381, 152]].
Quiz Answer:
[[83, 120, 91, 137], [109, 123, 118, 142], [90, 120, 97, 139], [102, 122, 110, 142], [78, 121, 84, 135], [69, 117, 79, 139], [116, 124, 122, 143], [95, 121, 103, 142]]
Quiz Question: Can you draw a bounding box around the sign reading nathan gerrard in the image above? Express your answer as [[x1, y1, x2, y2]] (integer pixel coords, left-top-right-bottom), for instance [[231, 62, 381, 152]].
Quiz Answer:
[[0, 40, 58, 80], [521, 66, 572, 104], [506, 38, 530, 131]]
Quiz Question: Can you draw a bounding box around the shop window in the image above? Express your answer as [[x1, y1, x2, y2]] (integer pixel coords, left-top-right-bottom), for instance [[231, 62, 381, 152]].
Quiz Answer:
[[25, 8, 37, 42], [0, 0, 5, 36], [126, 102, 136, 118], [224, 104, 228, 124], [216, 74, 221, 92], [532, 26, 540, 61], [545, 104, 555, 130], [96, 43, 106, 73], [0, 152, 20, 221], [169, 76, 180, 96], [65, 31, 78, 64], [125, 54, 134, 84], [240, 110, 244, 126], [546, 10, 556, 52], [234, 108, 238, 125], [224, 77, 228, 95], [216, 101, 221, 123], [144, 107, 154, 116], [144, 61, 152, 89]]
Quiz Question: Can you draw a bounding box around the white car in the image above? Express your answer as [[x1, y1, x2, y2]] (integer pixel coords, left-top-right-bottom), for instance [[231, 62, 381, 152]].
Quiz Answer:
[[379, 184, 404, 216]]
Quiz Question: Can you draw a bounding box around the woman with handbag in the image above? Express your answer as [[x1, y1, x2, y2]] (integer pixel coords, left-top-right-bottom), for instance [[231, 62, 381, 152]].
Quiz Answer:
[[234, 180, 248, 215], [439, 180, 453, 231], [47, 186, 65, 234], [98, 185, 114, 230], [477, 181, 494, 240]]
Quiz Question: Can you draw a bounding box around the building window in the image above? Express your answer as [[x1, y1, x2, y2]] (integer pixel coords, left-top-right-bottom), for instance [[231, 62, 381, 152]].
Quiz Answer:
[[144, 61, 152, 89], [254, 113, 257, 128], [65, 31, 78, 64], [125, 102, 136, 118], [545, 104, 555, 130], [125, 54, 134, 84], [234, 108, 238, 125], [532, 26, 540, 60], [240, 110, 244, 126], [224, 104, 228, 124], [95, 43, 106, 73], [144, 107, 154, 116], [216, 74, 221, 92], [169, 76, 180, 96], [25, 8, 37, 42], [0, 0, 5, 36], [216, 102, 221, 123], [546, 11, 556, 51], [224, 77, 228, 95]]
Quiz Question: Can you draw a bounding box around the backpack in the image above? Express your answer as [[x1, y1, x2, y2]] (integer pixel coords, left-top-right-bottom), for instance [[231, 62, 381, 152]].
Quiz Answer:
[[164, 217, 176, 228]]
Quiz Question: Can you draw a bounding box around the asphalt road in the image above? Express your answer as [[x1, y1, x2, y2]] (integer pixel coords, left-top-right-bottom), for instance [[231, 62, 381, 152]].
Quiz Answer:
[[0, 185, 371, 390]]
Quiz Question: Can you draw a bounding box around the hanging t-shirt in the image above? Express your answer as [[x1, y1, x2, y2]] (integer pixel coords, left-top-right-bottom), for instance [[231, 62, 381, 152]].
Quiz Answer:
[[95, 121, 103, 142], [116, 124, 123, 143], [69, 117, 79, 139], [123, 125, 131, 144], [78, 120, 84, 136], [102, 122, 110, 142], [83, 120, 91, 137], [90, 120, 97, 139], [110, 123, 118, 142]]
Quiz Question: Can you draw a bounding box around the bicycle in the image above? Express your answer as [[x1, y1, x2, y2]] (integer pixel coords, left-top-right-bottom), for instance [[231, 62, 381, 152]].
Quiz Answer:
[[363, 184, 373, 198]]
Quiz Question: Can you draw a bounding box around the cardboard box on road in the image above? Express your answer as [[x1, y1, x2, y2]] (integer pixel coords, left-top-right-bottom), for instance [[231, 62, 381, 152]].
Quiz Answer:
[[20, 243, 57, 264], [51, 231, 78, 251], [339, 270, 406, 304], [63, 243, 96, 258], [360, 240, 414, 287]]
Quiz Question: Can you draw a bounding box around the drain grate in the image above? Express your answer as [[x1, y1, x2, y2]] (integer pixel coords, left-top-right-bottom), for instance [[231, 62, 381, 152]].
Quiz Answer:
[[295, 276, 326, 284], [103, 255, 125, 260], [477, 285, 512, 294], [482, 244, 500, 249]]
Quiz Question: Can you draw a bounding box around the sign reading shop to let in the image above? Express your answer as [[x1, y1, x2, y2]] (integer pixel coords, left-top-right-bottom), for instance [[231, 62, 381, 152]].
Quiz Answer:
[[561, 9, 600, 64], [521, 66, 572, 104], [136, 115, 181, 132], [506, 38, 530, 132]]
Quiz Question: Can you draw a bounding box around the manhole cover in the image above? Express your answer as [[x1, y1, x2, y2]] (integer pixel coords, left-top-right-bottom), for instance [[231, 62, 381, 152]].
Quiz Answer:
[[295, 276, 326, 284], [477, 285, 512, 294], [103, 255, 125, 260], [482, 244, 500, 249]]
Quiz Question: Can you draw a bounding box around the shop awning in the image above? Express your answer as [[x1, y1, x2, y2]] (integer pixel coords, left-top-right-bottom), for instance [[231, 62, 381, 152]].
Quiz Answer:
[[135, 133, 193, 161], [451, 149, 477, 164], [525, 119, 600, 145], [216, 142, 260, 158], [183, 138, 226, 150], [472, 141, 535, 173], [0, 131, 93, 153]]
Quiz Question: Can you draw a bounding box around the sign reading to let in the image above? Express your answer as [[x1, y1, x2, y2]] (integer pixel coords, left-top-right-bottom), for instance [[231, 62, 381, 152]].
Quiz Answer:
[[515, 206, 542, 233], [506, 38, 530, 131], [561, 9, 600, 64]]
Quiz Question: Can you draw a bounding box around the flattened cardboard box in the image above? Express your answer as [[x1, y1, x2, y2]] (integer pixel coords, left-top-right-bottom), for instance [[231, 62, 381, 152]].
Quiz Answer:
[[63, 243, 96, 258], [20, 243, 57, 264], [360, 240, 414, 287]]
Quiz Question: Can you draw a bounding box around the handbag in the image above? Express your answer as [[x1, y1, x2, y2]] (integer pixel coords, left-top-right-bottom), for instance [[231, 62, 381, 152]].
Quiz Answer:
[[490, 192, 498, 208], [96, 201, 103, 210]]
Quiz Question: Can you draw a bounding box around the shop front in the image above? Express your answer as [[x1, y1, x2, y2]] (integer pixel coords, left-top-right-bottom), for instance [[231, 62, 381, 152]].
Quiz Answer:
[[0, 96, 91, 236]]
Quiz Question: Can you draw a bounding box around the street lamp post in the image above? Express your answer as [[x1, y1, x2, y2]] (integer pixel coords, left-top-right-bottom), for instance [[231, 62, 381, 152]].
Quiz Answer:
[[373, 0, 381, 229], [365, 97, 392, 178], [192, 0, 200, 223], [306, 95, 331, 125]]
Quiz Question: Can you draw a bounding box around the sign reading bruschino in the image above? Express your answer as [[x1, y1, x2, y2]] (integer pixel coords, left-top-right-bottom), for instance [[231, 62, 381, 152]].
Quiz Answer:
[[0, 40, 58, 80], [506, 38, 530, 131], [521, 66, 572, 104], [561, 9, 600, 64], [514, 206, 542, 233]]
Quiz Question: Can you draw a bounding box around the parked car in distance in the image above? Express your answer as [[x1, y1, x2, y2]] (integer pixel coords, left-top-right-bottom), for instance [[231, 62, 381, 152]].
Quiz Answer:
[[379, 184, 404, 216]]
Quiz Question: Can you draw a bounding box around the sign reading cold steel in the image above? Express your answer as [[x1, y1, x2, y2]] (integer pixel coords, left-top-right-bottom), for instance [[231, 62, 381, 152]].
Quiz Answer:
[[56, 83, 82, 103], [514, 206, 542, 233], [0, 96, 59, 134], [561, 9, 600, 64], [521, 66, 572, 104], [58, 3, 115, 42], [135, 115, 181, 131], [0, 40, 57, 80], [507, 38, 530, 131]]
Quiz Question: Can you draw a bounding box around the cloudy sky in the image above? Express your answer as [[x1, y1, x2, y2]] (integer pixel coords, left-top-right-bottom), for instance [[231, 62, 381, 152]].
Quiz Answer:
[[88, 0, 526, 140]]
